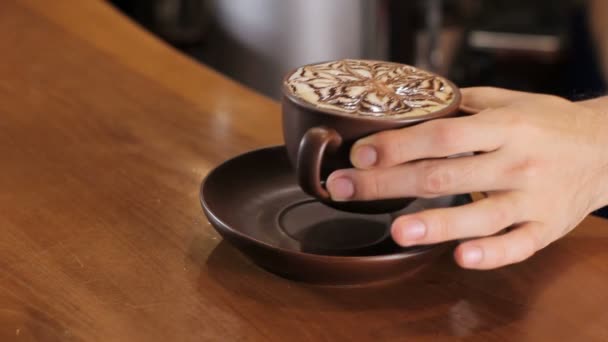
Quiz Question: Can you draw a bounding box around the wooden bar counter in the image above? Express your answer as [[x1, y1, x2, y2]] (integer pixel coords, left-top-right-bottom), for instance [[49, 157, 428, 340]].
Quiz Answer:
[[1, 1, 607, 341]]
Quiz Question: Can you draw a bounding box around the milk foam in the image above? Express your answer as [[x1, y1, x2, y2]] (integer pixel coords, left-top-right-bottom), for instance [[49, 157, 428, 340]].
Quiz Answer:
[[285, 59, 455, 118]]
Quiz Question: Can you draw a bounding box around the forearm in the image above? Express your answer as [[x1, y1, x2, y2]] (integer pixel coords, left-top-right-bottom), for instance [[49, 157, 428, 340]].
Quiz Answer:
[[577, 95, 608, 209]]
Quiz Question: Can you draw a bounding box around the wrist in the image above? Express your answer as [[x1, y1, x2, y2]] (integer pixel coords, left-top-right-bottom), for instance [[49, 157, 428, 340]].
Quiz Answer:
[[584, 99, 608, 210], [578, 96, 608, 115]]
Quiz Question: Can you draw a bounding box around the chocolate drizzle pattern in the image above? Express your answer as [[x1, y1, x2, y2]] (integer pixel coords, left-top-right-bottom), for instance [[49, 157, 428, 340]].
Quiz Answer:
[[285, 59, 455, 117]]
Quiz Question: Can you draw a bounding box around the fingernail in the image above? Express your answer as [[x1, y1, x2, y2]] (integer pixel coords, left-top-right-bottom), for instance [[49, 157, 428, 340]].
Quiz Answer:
[[393, 219, 426, 245], [353, 145, 377, 168], [327, 177, 355, 201], [462, 246, 483, 266]]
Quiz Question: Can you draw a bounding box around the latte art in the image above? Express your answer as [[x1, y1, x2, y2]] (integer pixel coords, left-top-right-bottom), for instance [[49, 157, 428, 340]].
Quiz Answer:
[[285, 59, 455, 118]]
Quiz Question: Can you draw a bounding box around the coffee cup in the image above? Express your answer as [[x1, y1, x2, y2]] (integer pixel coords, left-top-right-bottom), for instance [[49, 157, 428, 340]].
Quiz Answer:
[[281, 59, 462, 214]]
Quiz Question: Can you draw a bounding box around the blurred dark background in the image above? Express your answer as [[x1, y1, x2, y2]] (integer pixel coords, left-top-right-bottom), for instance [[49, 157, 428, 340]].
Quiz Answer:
[[108, 0, 607, 216], [107, 0, 605, 100]]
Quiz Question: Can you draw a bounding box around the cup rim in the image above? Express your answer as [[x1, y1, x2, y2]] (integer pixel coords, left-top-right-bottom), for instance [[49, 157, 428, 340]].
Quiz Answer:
[[281, 58, 462, 123]]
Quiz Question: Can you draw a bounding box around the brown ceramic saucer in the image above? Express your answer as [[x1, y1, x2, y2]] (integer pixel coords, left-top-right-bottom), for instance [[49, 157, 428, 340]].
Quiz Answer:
[[200, 146, 471, 286]]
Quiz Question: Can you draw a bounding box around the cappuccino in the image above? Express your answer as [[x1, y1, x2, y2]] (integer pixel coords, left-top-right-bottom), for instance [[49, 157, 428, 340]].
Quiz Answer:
[[284, 59, 455, 118]]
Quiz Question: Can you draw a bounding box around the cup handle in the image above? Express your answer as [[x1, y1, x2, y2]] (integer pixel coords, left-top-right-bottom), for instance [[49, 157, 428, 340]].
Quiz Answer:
[[297, 126, 343, 200]]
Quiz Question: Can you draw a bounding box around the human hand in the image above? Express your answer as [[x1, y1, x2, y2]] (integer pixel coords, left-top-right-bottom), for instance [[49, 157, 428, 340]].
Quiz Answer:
[[326, 87, 608, 269]]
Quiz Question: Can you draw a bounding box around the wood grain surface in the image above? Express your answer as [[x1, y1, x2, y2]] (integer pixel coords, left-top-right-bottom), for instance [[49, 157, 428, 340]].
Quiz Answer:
[[1, 1, 608, 341]]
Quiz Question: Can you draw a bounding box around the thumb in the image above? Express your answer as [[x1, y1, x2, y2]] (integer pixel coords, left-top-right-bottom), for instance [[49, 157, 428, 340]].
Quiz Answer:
[[460, 87, 535, 113]]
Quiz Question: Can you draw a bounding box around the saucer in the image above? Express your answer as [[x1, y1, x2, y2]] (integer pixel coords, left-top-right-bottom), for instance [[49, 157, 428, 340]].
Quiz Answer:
[[200, 146, 471, 286]]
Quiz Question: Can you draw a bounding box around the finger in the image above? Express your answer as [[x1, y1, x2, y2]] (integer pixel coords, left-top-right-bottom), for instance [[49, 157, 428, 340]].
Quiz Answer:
[[454, 222, 544, 270], [460, 86, 536, 112], [351, 114, 506, 169], [327, 152, 507, 201], [390, 193, 523, 246]]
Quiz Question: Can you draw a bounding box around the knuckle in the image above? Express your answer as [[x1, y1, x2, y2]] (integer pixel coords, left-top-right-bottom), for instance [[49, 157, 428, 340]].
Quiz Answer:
[[430, 120, 458, 149], [373, 131, 402, 166], [520, 160, 541, 180], [428, 214, 451, 242], [395, 134, 410, 165], [505, 227, 543, 265], [371, 131, 391, 150], [490, 206, 511, 229], [492, 196, 519, 227], [419, 162, 452, 196], [508, 157, 541, 181], [358, 172, 385, 200]]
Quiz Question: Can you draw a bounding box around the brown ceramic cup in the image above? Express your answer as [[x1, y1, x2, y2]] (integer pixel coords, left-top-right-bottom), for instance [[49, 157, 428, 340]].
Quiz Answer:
[[281, 60, 462, 214]]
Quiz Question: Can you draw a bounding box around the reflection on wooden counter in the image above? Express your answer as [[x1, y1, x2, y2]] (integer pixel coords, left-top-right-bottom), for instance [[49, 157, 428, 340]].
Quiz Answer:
[[0, 1, 607, 341]]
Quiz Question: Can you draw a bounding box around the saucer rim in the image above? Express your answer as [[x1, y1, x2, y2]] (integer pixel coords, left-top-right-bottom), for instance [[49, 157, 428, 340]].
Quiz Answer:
[[200, 145, 461, 262]]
